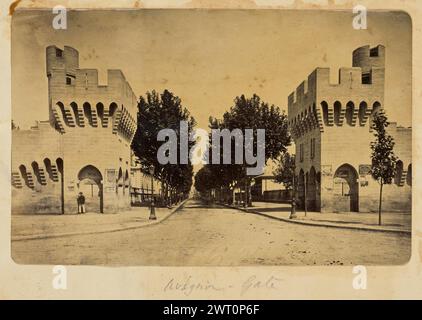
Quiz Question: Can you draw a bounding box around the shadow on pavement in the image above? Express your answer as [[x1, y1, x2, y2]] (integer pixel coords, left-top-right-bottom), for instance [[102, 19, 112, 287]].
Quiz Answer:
[[184, 204, 225, 209], [249, 207, 291, 213]]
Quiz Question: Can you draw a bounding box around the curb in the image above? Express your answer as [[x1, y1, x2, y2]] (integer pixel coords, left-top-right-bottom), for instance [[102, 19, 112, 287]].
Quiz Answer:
[[12, 199, 189, 242], [222, 203, 411, 236]]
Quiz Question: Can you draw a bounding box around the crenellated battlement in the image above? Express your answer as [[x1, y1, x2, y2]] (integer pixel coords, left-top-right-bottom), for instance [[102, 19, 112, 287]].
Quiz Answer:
[[288, 45, 386, 139], [46, 45, 79, 77], [288, 67, 384, 111], [46, 46, 137, 142], [12, 45, 139, 214], [288, 70, 318, 114], [352, 44, 385, 73], [47, 46, 138, 116]]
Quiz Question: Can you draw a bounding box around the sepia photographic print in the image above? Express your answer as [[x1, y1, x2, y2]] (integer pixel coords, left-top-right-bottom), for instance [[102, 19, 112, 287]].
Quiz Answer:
[[9, 7, 413, 269]]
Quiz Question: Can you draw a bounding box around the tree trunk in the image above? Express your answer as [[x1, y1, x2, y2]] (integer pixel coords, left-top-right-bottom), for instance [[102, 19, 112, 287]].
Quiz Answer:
[[378, 182, 383, 225], [164, 183, 169, 207], [243, 177, 247, 208], [247, 178, 252, 207]]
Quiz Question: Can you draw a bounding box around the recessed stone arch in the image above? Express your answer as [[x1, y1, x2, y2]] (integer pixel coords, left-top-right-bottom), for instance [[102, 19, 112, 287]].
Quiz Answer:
[[109, 102, 118, 117], [358, 101, 368, 126], [83, 102, 94, 127], [369, 101, 382, 130], [78, 165, 103, 213], [96, 102, 105, 127], [321, 101, 329, 126], [55, 102, 72, 127], [56, 158, 63, 175], [407, 163, 412, 186], [345, 101, 355, 126], [333, 163, 359, 212], [372, 101, 382, 114], [19, 164, 31, 188], [43, 158, 54, 181], [31, 161, 43, 185], [78, 165, 102, 184], [334, 101, 342, 126], [70, 102, 83, 126]]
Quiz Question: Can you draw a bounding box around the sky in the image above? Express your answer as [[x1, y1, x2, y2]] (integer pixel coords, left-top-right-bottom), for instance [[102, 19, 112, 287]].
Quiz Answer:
[[12, 9, 411, 130]]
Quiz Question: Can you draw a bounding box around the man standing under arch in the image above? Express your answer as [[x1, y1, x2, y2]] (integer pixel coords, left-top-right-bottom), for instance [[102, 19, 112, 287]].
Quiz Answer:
[[77, 192, 86, 214]]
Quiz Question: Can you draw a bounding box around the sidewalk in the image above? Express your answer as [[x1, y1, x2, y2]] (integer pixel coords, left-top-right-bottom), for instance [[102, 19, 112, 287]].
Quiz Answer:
[[227, 201, 411, 235], [12, 201, 187, 241]]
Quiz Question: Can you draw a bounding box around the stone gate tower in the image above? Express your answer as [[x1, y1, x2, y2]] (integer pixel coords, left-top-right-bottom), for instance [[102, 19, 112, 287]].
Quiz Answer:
[[12, 46, 138, 214], [288, 45, 411, 213]]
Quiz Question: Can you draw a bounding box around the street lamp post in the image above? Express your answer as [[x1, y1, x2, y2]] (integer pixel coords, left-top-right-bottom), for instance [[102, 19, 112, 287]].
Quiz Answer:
[[290, 163, 297, 219], [149, 166, 156, 220]]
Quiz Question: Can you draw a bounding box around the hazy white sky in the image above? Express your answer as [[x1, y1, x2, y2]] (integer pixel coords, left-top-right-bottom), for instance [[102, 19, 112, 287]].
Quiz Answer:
[[12, 9, 411, 129]]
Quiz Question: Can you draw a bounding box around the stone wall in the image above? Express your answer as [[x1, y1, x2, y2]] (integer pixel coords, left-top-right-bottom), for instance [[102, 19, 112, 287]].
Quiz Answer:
[[287, 45, 411, 213], [12, 45, 138, 215], [320, 123, 411, 213], [11, 121, 62, 214]]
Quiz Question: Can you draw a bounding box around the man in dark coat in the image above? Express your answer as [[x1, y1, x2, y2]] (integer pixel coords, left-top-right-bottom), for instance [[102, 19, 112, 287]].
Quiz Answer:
[[77, 192, 86, 214]]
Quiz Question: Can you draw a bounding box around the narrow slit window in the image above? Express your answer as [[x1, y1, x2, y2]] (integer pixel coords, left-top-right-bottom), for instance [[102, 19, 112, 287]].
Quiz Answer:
[[362, 73, 371, 84]]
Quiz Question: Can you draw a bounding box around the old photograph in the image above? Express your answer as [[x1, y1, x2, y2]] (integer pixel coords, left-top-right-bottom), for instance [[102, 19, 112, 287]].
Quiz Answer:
[[10, 9, 412, 266]]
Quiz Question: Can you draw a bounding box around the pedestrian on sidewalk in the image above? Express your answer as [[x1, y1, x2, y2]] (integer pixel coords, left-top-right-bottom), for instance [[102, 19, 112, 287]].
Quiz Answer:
[[77, 192, 86, 214]]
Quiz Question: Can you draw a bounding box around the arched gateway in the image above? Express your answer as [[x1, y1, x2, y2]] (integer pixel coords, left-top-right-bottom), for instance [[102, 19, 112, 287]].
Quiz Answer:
[[333, 164, 359, 212], [78, 165, 103, 213]]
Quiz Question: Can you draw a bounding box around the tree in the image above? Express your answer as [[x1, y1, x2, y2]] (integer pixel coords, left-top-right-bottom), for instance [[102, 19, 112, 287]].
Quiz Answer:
[[370, 110, 397, 225], [273, 152, 295, 191], [207, 94, 291, 206], [167, 163, 194, 203], [194, 166, 217, 199], [205, 117, 245, 204], [131, 89, 196, 204]]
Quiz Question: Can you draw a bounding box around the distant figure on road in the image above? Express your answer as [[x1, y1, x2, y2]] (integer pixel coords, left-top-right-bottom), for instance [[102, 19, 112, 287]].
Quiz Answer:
[[77, 192, 86, 214]]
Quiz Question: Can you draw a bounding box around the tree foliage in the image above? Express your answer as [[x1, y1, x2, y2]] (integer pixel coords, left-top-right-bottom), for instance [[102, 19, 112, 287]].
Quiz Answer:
[[370, 110, 397, 224], [273, 152, 295, 190], [370, 110, 397, 185], [194, 166, 216, 195], [131, 89, 196, 199], [217, 94, 290, 163], [195, 94, 291, 204]]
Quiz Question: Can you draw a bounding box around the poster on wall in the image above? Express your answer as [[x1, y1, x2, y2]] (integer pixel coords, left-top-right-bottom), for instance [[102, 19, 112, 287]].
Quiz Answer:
[[360, 180, 369, 187], [321, 165, 332, 176], [67, 180, 75, 192], [359, 164, 372, 176], [104, 169, 116, 193]]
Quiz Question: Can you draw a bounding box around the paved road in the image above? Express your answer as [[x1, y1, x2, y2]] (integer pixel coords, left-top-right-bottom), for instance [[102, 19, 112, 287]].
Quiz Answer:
[[12, 199, 410, 266]]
